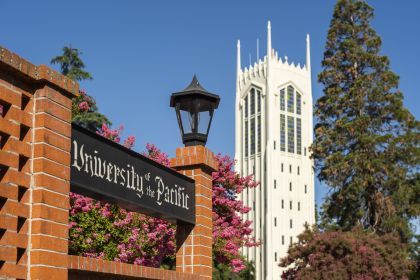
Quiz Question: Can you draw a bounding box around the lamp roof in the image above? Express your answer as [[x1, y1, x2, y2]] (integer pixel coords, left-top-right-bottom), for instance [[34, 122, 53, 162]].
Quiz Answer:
[[170, 75, 220, 108]]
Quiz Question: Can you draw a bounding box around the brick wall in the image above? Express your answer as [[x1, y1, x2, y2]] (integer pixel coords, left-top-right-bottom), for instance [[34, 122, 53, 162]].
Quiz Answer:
[[0, 46, 78, 279], [0, 46, 215, 279]]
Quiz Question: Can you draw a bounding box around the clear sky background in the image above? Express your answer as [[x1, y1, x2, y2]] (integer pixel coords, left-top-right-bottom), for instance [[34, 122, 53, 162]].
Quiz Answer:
[[1, 0, 419, 207]]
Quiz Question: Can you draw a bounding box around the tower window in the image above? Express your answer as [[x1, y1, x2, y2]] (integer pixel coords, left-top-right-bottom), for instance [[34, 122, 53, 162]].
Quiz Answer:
[[290, 201, 292, 210], [296, 92, 302, 115], [253, 201, 255, 211], [287, 116, 295, 153], [280, 89, 285, 111], [298, 202, 301, 211], [305, 185, 307, 194], [290, 219, 293, 228], [282, 235, 285, 245], [281, 163, 284, 172], [274, 180, 277, 189], [297, 118, 302, 155], [257, 90, 261, 113], [257, 116, 261, 153], [250, 117, 255, 155], [245, 96, 248, 118], [298, 166, 300, 175], [289, 164, 292, 173], [290, 236, 293, 245], [274, 252, 277, 262], [304, 147, 307, 156], [245, 120, 248, 157], [281, 200, 284, 209], [274, 140, 276, 150], [250, 88, 255, 115], [280, 114, 286, 151], [274, 217, 277, 227], [287, 86, 294, 113], [289, 182, 292, 191]]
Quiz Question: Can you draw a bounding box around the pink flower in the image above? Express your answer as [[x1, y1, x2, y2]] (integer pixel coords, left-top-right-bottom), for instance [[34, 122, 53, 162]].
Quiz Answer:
[[78, 101, 90, 112]]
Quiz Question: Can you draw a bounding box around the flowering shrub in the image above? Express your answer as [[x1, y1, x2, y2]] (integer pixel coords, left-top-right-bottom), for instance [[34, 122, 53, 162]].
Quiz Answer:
[[212, 155, 259, 273], [279, 226, 413, 279], [69, 125, 177, 268], [69, 120, 259, 273], [71, 89, 110, 132]]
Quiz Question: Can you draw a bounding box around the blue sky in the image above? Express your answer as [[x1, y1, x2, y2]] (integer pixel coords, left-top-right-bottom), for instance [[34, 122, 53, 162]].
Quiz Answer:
[[1, 0, 419, 207]]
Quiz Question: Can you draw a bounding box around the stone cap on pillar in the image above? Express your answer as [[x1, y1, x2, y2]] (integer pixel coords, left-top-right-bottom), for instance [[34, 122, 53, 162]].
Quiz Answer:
[[0, 45, 79, 97], [171, 145, 218, 173]]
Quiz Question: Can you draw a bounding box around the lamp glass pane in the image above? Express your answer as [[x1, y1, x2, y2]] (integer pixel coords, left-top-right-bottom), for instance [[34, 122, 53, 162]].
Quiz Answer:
[[180, 110, 193, 133], [198, 110, 211, 134]]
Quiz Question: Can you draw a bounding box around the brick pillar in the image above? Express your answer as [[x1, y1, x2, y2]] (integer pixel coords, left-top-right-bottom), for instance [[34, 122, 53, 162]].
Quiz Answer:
[[0, 46, 78, 279], [29, 84, 73, 279], [171, 145, 217, 279]]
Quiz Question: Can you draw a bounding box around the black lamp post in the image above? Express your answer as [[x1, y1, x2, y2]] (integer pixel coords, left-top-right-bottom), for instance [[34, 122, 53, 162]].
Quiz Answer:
[[170, 75, 220, 147]]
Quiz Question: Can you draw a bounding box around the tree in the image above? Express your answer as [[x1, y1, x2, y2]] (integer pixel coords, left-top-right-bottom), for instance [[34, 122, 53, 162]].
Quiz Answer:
[[51, 46, 92, 81], [279, 226, 413, 279], [212, 155, 260, 274], [312, 0, 419, 242], [51, 46, 109, 131]]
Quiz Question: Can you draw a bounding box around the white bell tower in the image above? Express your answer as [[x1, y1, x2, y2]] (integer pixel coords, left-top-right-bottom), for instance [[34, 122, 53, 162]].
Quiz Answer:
[[235, 22, 315, 279]]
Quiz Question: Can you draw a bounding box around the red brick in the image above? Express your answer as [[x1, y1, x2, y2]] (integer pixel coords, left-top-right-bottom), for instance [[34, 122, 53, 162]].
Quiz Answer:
[[2, 137, 31, 158], [31, 265, 67, 280], [31, 204, 69, 224], [0, 118, 20, 137], [33, 158, 70, 180], [0, 231, 27, 248], [32, 189, 69, 210], [1, 168, 30, 188], [0, 84, 21, 106], [35, 113, 70, 138], [37, 98, 70, 120], [33, 143, 70, 166], [34, 128, 70, 152], [0, 262, 27, 279], [36, 85, 73, 108], [33, 173, 69, 194], [30, 250, 68, 267], [31, 219, 68, 239], [0, 199, 29, 218], [31, 235, 67, 253]]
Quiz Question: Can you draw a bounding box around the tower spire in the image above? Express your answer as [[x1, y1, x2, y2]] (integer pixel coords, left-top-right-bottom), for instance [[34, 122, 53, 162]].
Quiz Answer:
[[306, 34, 311, 71], [267, 20, 272, 62], [237, 40, 241, 74]]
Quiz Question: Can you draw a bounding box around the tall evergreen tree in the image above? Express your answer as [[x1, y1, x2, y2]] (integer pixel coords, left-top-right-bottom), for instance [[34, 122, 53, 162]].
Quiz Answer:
[[312, 0, 419, 242], [51, 46, 109, 131], [51, 46, 92, 81]]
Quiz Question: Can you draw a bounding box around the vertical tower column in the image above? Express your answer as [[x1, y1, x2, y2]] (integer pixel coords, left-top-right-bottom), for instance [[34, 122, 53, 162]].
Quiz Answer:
[[171, 145, 217, 279]]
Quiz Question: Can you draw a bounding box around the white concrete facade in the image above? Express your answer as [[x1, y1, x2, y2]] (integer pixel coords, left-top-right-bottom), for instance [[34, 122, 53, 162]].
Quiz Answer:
[[235, 22, 315, 279]]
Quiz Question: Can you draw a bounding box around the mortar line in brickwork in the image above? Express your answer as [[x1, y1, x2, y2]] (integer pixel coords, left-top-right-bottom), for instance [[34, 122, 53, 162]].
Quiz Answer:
[[34, 111, 71, 126], [32, 127, 70, 139], [27, 91, 36, 280], [34, 141, 71, 155], [30, 233, 68, 241], [31, 186, 69, 197], [32, 156, 71, 168], [36, 96, 71, 112]]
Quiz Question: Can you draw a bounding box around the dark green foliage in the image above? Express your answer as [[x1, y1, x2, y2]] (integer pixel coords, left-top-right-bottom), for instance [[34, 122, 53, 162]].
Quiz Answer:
[[312, 0, 419, 242], [213, 259, 255, 280], [51, 46, 93, 81], [51, 46, 109, 132], [71, 90, 110, 132], [279, 226, 413, 279]]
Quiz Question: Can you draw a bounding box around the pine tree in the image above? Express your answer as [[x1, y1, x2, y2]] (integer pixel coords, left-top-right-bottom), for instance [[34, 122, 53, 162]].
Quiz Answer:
[[51, 46, 110, 131], [51, 46, 92, 81], [312, 0, 419, 242]]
